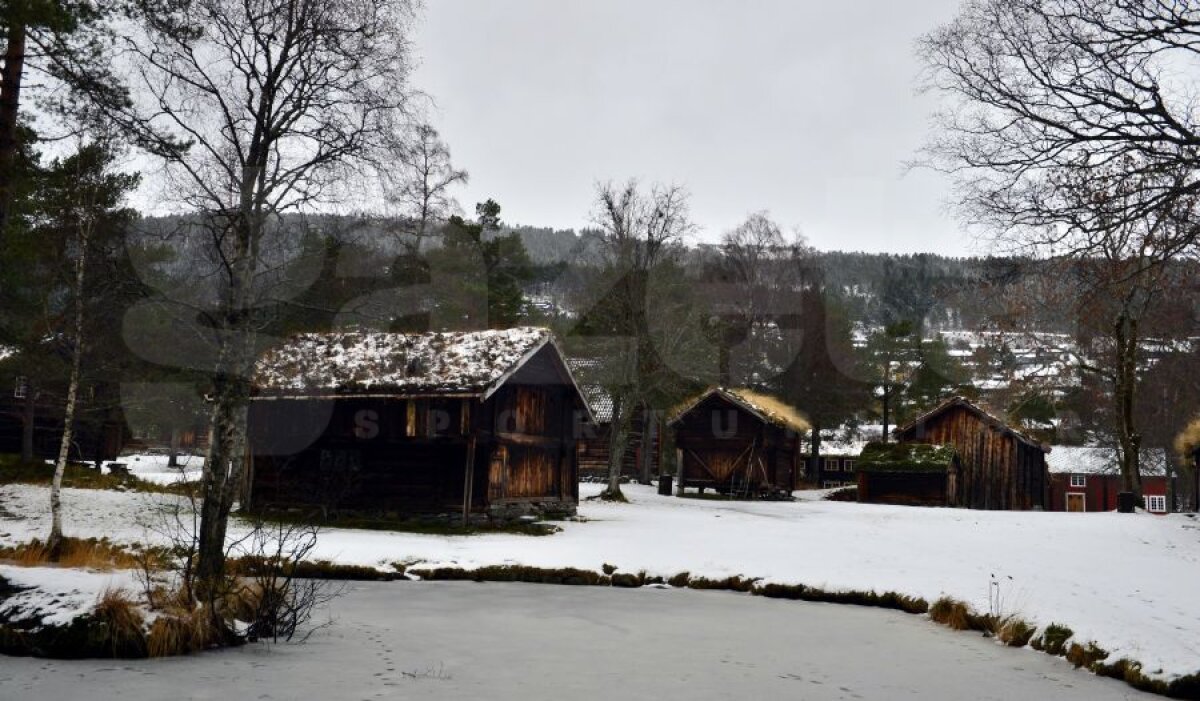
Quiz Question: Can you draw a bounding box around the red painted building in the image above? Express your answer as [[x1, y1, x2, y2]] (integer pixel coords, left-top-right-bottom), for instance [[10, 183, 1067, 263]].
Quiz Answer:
[[1046, 446, 1173, 514]]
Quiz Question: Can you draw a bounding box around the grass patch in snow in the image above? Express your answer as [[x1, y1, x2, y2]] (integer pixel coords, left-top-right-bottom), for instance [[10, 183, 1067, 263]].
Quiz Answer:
[[0, 454, 188, 495], [244, 509, 559, 537], [0, 538, 165, 571], [1030, 623, 1074, 656], [229, 557, 399, 582]]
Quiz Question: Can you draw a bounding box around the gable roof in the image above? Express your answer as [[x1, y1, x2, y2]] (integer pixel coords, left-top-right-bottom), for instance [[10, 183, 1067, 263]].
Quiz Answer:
[[252, 328, 587, 407], [895, 395, 1048, 452], [668, 387, 810, 433], [1046, 445, 1169, 477]]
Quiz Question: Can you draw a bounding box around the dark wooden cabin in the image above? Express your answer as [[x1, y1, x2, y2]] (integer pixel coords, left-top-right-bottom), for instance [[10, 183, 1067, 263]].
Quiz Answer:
[[895, 396, 1049, 510], [567, 359, 662, 482], [670, 388, 808, 497], [246, 328, 593, 521], [856, 442, 959, 507], [0, 351, 126, 464]]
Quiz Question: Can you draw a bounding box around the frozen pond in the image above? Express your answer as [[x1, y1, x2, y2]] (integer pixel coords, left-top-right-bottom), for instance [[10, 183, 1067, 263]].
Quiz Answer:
[[1, 582, 1153, 701]]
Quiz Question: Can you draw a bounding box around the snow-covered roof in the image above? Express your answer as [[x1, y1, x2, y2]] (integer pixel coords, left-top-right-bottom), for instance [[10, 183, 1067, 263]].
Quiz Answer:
[[1046, 446, 1169, 477], [252, 327, 561, 399], [565, 357, 615, 423]]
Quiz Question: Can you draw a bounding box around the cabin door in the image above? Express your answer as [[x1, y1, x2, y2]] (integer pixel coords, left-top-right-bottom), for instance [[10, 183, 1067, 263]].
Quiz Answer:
[[1066, 493, 1085, 512]]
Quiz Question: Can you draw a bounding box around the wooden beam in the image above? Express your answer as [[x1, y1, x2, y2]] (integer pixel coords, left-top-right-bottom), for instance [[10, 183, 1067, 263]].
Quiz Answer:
[[462, 435, 477, 526]]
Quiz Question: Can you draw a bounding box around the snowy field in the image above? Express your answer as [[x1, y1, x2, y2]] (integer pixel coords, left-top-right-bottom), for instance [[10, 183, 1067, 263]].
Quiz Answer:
[[1, 481, 1198, 678], [0, 582, 1158, 701], [100, 453, 205, 485]]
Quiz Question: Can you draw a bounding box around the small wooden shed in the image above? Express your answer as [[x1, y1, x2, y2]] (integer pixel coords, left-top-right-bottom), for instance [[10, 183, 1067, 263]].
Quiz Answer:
[[669, 387, 808, 497], [895, 396, 1049, 510], [856, 442, 959, 507], [246, 328, 593, 522]]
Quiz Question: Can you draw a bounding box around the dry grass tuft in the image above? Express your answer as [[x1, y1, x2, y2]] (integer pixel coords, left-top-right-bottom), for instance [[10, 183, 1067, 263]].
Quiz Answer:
[[92, 588, 147, 656], [998, 617, 1037, 647], [929, 597, 974, 631], [146, 607, 214, 658], [1174, 418, 1200, 464], [0, 538, 158, 571]]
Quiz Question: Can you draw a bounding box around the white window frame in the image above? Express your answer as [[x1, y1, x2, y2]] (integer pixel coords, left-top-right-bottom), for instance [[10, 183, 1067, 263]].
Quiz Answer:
[[13, 376, 27, 399], [843, 459, 855, 473], [822, 480, 837, 489], [1144, 495, 1166, 513], [824, 457, 839, 472], [1069, 474, 1086, 488]]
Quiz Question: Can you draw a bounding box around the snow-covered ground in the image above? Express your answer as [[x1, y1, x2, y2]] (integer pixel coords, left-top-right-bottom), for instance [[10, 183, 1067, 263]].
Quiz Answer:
[[0, 565, 139, 627], [0, 582, 1156, 701], [100, 453, 205, 485], [2, 481, 1198, 678]]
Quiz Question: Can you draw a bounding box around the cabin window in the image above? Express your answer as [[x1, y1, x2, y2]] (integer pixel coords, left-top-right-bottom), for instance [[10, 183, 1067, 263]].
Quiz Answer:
[[843, 459, 855, 473], [1144, 495, 1166, 513], [822, 480, 837, 489], [13, 376, 27, 399], [824, 458, 839, 472], [1069, 474, 1086, 488]]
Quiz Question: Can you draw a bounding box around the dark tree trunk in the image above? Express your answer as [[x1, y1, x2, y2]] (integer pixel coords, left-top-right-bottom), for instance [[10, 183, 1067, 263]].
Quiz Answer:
[[601, 395, 633, 500], [881, 384, 891, 444], [809, 426, 822, 485], [168, 426, 181, 467], [0, 19, 27, 243], [638, 408, 655, 485], [21, 382, 34, 463], [1113, 314, 1143, 498]]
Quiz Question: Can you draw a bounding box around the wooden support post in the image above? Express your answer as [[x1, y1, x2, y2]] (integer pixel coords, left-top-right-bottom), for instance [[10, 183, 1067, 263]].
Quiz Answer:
[[462, 436, 477, 526]]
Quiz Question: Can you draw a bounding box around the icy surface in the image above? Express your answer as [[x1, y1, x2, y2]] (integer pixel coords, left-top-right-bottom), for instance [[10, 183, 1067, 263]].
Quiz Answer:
[[2, 482, 1198, 677], [253, 327, 550, 396], [0, 582, 1159, 700]]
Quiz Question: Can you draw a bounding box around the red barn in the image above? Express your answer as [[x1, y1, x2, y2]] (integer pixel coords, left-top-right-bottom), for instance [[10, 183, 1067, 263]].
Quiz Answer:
[[1047, 446, 1174, 514]]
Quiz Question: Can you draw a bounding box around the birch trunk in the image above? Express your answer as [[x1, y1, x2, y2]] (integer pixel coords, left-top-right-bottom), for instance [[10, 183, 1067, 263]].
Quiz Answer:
[[47, 218, 89, 555]]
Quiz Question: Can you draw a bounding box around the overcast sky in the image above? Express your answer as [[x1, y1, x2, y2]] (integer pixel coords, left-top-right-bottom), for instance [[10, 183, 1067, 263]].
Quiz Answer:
[[411, 0, 973, 255]]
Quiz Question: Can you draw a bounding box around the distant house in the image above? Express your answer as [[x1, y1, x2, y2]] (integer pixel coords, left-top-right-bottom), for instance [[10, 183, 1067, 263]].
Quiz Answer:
[[800, 426, 880, 490], [1047, 446, 1175, 514], [856, 442, 960, 507], [0, 347, 125, 464], [246, 328, 593, 521], [895, 396, 1049, 510], [669, 387, 808, 497]]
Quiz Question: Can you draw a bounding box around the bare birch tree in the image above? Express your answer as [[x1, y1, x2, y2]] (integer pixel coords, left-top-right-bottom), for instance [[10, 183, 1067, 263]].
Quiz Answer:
[[919, 0, 1200, 499], [588, 179, 693, 499], [116, 0, 419, 604]]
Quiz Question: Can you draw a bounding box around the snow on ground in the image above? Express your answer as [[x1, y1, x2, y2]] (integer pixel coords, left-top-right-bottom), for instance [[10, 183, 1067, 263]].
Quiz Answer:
[[2, 481, 1199, 677], [0, 565, 139, 627], [101, 453, 205, 485]]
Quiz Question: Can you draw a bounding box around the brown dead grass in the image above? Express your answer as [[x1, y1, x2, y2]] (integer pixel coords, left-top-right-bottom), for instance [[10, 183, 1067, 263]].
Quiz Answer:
[[929, 596, 974, 631], [93, 588, 147, 656], [0, 538, 159, 571], [1174, 418, 1200, 465]]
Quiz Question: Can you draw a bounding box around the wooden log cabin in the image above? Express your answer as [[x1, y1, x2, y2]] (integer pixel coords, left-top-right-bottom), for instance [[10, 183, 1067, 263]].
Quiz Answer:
[[670, 388, 808, 497], [0, 350, 126, 464], [894, 396, 1049, 510], [246, 328, 593, 522], [856, 442, 959, 507]]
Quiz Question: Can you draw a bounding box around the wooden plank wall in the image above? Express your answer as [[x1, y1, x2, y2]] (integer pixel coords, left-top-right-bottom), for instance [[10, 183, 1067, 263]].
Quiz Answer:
[[906, 405, 1046, 510]]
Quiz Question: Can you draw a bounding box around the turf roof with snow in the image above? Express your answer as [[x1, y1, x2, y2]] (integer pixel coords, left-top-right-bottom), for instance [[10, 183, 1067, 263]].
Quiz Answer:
[[252, 327, 554, 398]]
